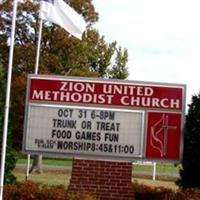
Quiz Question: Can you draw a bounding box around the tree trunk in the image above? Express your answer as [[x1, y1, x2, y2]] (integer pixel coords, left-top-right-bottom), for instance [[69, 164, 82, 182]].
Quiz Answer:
[[29, 154, 43, 174]]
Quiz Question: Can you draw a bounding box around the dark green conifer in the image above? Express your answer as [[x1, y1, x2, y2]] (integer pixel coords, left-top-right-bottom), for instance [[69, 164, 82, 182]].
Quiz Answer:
[[177, 92, 200, 188]]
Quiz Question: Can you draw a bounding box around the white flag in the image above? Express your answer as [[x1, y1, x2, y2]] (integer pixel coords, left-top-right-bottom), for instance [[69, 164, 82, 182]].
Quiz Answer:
[[0, 0, 6, 4], [40, 0, 86, 39]]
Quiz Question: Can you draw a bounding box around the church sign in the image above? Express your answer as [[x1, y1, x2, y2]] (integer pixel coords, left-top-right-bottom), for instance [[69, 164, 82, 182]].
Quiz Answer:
[[23, 74, 186, 162]]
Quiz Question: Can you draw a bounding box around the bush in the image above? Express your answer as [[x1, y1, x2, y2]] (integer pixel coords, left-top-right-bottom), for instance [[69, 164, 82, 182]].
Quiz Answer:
[[38, 185, 68, 200], [4, 180, 200, 200], [4, 181, 39, 200], [133, 182, 175, 200], [133, 181, 200, 200], [3, 181, 96, 200]]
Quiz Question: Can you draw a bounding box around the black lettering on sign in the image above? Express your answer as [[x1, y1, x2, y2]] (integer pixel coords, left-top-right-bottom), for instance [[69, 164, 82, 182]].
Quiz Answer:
[[98, 143, 113, 153], [57, 141, 96, 151], [99, 111, 115, 120], [113, 144, 134, 154], [96, 122, 120, 131], [52, 119, 77, 129], [51, 129, 72, 139], [35, 139, 56, 149], [78, 110, 87, 118], [75, 131, 101, 141], [57, 109, 73, 118], [81, 121, 92, 130], [91, 111, 115, 120], [104, 133, 119, 142]]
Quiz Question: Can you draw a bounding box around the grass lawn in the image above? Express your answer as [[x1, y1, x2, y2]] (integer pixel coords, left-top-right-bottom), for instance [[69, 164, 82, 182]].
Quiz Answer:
[[17, 156, 179, 175], [14, 168, 71, 187], [133, 162, 179, 174], [15, 156, 180, 187], [17, 157, 72, 167], [13, 168, 178, 190], [14, 156, 180, 190]]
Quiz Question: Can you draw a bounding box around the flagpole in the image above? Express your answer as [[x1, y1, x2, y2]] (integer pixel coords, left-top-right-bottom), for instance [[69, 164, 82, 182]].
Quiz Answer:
[[26, 18, 43, 179], [0, 1, 18, 200], [35, 19, 43, 74]]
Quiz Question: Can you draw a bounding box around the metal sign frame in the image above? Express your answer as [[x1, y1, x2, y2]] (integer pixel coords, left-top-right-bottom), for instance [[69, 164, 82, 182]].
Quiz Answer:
[[23, 74, 186, 163]]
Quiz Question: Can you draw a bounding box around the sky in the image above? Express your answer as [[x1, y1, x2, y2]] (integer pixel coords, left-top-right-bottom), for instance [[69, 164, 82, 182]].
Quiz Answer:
[[93, 0, 200, 111]]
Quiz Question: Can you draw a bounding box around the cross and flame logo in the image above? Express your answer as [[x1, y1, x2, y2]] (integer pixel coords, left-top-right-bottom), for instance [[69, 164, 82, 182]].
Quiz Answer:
[[150, 114, 176, 157]]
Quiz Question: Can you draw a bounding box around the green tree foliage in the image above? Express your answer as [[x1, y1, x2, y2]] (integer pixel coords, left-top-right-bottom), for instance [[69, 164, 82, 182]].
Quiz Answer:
[[0, 58, 17, 184], [177, 92, 200, 188], [0, 0, 129, 151]]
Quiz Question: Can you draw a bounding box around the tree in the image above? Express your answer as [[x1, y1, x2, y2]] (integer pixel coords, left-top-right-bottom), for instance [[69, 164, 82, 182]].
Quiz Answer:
[[0, 57, 17, 184], [0, 0, 129, 172], [177, 92, 200, 188]]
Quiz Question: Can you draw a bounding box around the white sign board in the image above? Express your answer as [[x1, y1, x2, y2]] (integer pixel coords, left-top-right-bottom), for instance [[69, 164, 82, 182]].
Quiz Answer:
[[24, 104, 144, 159]]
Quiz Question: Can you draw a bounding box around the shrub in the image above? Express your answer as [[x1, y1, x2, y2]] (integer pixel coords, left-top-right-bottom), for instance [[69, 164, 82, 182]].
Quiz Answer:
[[4, 181, 40, 200], [3, 181, 96, 200], [67, 192, 96, 200], [4, 180, 200, 200], [133, 181, 200, 200], [133, 181, 174, 200], [181, 188, 200, 200], [37, 185, 68, 200]]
